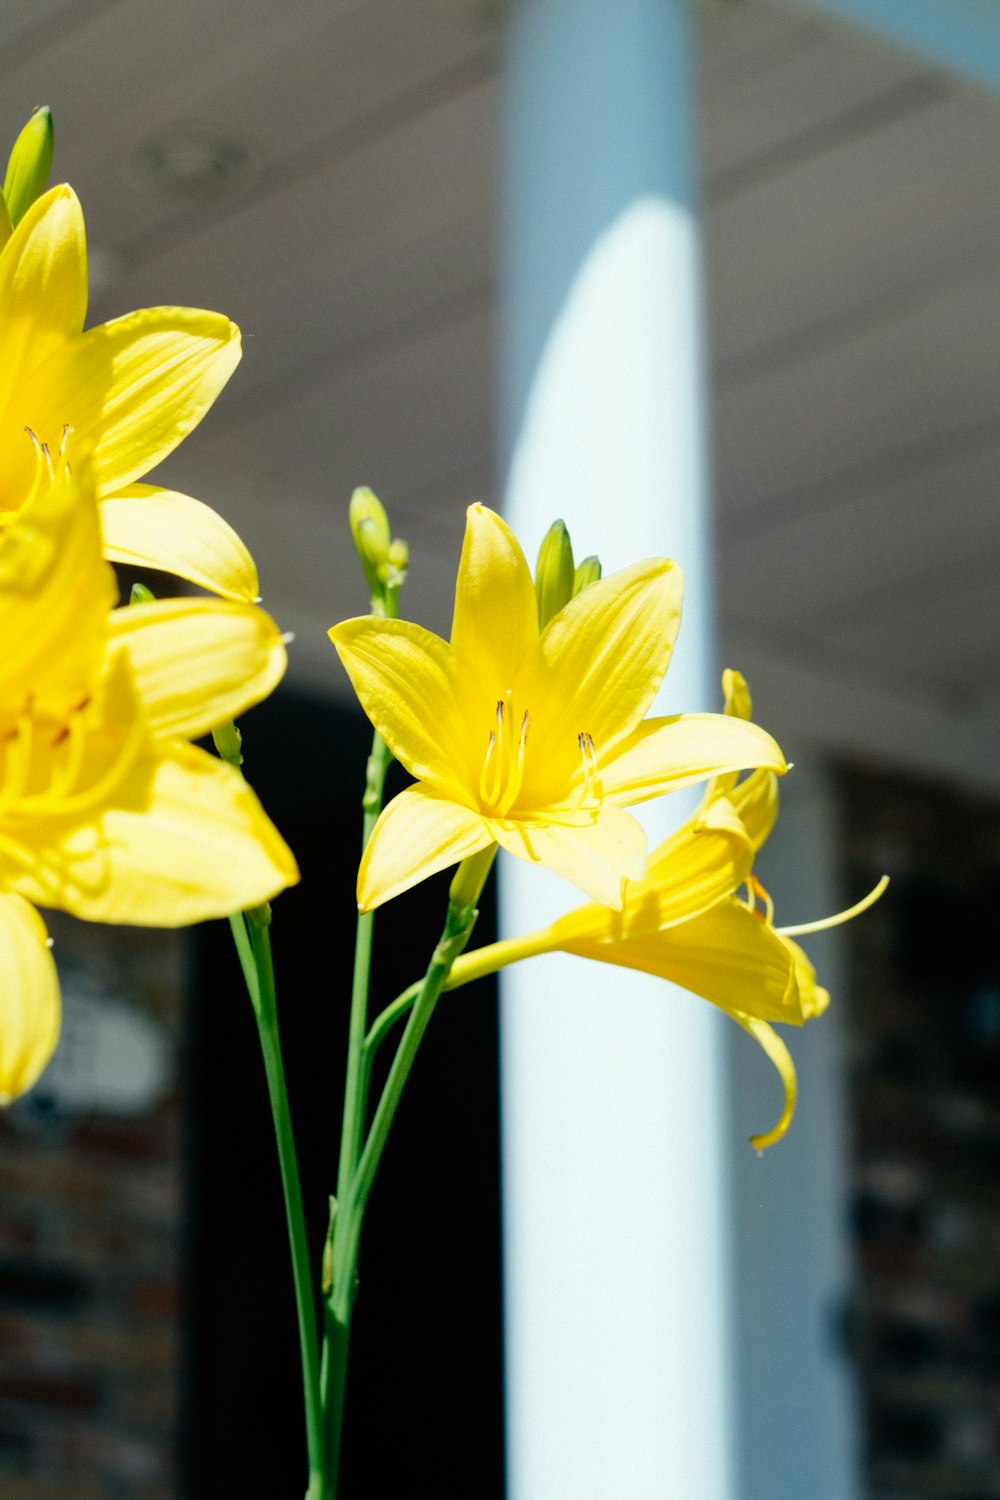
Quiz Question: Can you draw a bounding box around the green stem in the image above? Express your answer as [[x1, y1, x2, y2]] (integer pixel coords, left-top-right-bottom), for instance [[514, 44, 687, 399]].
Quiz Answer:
[[319, 896, 480, 1497], [362, 921, 555, 1063], [362, 980, 421, 1061], [320, 585, 399, 1498], [332, 895, 481, 1312], [331, 729, 391, 1240], [229, 911, 324, 1497]]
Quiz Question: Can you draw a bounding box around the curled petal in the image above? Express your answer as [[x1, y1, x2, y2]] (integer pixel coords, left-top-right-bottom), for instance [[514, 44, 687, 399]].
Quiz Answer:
[[0, 894, 60, 1104], [783, 936, 830, 1020], [734, 1012, 797, 1151]]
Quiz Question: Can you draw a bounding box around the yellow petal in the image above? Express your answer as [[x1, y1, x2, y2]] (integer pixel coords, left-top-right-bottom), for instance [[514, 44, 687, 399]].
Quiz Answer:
[[329, 617, 468, 791], [734, 1012, 797, 1151], [564, 895, 801, 1025], [0, 894, 60, 1104], [9, 307, 241, 500], [4, 740, 298, 925], [100, 486, 259, 601], [106, 597, 286, 740], [633, 791, 754, 918], [730, 768, 779, 852], [0, 192, 12, 251], [0, 456, 114, 715], [493, 803, 648, 909], [0, 185, 87, 422], [450, 504, 539, 687], [358, 784, 493, 912], [551, 792, 752, 946], [782, 936, 830, 1019], [602, 712, 786, 807], [722, 668, 753, 721], [528, 558, 684, 773]]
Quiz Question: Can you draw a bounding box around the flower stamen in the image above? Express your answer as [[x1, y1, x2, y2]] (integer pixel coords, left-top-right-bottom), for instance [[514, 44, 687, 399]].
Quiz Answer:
[[570, 731, 600, 812], [497, 710, 529, 817], [479, 700, 531, 815]]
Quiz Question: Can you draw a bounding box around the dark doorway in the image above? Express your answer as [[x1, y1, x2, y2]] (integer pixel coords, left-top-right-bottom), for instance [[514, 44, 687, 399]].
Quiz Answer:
[[184, 685, 505, 1498]]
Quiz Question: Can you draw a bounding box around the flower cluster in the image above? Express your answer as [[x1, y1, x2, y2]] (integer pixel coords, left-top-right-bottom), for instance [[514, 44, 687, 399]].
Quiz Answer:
[[0, 111, 297, 1102], [333, 506, 885, 1149]]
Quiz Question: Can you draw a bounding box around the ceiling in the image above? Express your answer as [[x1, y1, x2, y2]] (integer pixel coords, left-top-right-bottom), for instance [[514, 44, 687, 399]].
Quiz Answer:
[[6, 0, 1000, 783]]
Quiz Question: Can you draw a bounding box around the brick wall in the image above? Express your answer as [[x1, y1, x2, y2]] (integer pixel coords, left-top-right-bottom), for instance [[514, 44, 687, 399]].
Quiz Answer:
[[0, 914, 186, 1500], [842, 764, 1000, 1500]]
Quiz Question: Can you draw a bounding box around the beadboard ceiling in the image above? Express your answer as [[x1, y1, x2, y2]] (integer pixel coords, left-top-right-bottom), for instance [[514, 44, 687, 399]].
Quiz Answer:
[[6, 0, 1000, 780]]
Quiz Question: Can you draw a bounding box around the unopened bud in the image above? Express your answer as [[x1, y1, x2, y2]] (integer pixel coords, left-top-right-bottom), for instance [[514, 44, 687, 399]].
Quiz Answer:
[[572, 555, 602, 596], [4, 106, 54, 228], [348, 487, 409, 605], [211, 718, 243, 768], [380, 536, 409, 589], [534, 519, 575, 629], [129, 581, 156, 606]]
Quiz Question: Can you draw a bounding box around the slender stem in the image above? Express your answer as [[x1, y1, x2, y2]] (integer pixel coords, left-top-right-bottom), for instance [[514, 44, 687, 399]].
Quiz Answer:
[[335, 897, 481, 1304], [320, 585, 399, 1498], [362, 925, 557, 1062], [331, 730, 391, 1235], [363, 981, 421, 1059], [236, 913, 325, 1495], [320, 895, 480, 1496]]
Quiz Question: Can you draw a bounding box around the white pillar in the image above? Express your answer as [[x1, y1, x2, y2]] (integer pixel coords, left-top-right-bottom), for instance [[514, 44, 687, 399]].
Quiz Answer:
[[499, 4, 735, 1497], [728, 764, 862, 1500]]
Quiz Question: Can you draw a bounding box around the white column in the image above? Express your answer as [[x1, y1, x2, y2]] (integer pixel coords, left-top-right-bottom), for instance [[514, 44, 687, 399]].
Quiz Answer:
[[499, 4, 735, 1498], [728, 764, 862, 1500]]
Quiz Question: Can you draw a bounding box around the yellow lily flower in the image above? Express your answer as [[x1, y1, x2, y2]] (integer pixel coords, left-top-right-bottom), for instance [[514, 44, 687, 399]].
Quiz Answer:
[[445, 670, 886, 1150], [330, 505, 786, 911], [0, 444, 299, 1103], [0, 183, 255, 601]]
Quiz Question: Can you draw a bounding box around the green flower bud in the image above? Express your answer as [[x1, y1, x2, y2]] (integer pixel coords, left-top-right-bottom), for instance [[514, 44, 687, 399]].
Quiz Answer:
[[349, 487, 409, 605], [572, 555, 602, 596], [534, 519, 575, 628], [211, 718, 243, 768], [128, 581, 156, 606], [380, 536, 409, 590], [4, 106, 54, 228]]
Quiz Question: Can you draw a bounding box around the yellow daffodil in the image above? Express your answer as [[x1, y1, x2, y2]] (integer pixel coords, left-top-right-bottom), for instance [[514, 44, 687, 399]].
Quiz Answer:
[[0, 183, 255, 600], [330, 505, 786, 911], [444, 670, 886, 1149], [0, 443, 299, 1103]]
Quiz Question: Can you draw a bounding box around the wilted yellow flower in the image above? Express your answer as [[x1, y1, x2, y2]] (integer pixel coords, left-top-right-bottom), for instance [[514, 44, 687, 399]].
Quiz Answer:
[[0, 183, 255, 600], [0, 444, 298, 1103], [330, 505, 786, 911], [447, 670, 885, 1149]]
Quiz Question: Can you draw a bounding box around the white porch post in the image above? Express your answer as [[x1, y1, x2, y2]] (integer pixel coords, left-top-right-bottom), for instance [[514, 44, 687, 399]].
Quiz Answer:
[[729, 764, 862, 1500], [498, 3, 735, 1498]]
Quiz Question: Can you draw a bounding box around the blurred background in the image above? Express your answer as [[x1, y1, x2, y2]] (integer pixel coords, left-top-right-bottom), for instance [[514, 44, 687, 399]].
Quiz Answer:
[[1, 0, 1000, 1496]]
